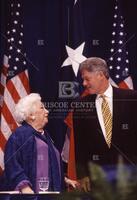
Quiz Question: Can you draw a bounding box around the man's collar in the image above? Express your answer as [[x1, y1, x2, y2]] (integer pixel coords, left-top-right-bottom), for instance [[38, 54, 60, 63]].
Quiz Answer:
[[97, 84, 113, 99], [103, 84, 113, 98]]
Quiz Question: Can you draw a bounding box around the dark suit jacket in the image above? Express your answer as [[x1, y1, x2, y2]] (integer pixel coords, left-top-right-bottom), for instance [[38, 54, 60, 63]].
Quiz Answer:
[[73, 87, 137, 178]]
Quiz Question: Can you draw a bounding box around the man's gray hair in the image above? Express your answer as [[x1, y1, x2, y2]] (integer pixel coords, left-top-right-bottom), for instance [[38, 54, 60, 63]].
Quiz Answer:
[[14, 93, 41, 124], [79, 57, 109, 79]]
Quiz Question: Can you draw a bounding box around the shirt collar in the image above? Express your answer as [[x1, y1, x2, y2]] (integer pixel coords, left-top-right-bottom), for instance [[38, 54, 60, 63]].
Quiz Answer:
[[96, 84, 113, 99], [103, 84, 113, 98]]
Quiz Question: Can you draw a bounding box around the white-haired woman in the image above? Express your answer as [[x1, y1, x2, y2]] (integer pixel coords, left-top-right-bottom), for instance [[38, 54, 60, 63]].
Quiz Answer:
[[4, 93, 78, 193]]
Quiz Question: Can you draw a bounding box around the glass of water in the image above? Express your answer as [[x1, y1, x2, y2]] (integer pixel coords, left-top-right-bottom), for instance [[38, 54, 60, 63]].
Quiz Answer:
[[38, 177, 49, 192]]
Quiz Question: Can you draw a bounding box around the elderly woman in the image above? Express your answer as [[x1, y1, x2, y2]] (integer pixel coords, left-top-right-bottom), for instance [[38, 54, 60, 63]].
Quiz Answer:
[[4, 93, 78, 193]]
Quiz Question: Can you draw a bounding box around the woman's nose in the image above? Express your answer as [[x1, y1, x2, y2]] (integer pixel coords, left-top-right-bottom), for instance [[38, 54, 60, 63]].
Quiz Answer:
[[45, 108, 49, 114]]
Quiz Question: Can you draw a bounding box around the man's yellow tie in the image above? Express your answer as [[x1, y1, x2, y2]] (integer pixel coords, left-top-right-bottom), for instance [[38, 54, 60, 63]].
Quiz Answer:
[[101, 95, 112, 148]]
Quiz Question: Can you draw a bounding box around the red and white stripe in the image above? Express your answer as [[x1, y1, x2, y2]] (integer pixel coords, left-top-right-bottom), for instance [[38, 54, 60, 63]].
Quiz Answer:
[[110, 76, 133, 90], [0, 61, 30, 172], [0, 56, 9, 113]]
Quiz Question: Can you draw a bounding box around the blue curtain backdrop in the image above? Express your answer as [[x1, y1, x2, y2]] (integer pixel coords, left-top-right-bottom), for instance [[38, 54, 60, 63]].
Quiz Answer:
[[0, 0, 137, 152]]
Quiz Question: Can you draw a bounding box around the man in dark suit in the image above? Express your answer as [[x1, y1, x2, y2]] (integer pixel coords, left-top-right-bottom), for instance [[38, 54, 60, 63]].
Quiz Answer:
[[73, 57, 137, 191]]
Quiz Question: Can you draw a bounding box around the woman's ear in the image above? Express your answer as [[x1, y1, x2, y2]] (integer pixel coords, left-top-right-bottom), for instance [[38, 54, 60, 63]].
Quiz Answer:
[[31, 115, 35, 120], [29, 114, 35, 120]]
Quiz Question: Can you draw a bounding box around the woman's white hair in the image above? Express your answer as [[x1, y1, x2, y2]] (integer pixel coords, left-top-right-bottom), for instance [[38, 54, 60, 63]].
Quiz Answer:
[[14, 93, 41, 124]]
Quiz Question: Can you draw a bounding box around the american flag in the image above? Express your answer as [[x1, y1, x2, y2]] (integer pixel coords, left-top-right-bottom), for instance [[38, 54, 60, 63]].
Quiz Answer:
[[108, 0, 133, 89], [0, 0, 30, 173]]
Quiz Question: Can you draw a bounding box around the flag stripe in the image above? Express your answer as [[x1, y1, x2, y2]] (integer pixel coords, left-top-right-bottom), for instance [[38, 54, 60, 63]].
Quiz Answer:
[[18, 70, 30, 94], [1, 65, 8, 77], [0, 129, 7, 150], [1, 102, 17, 131], [0, 149, 4, 170], [4, 87, 18, 114], [0, 115, 12, 140], [118, 81, 129, 89], [0, 83, 6, 107], [0, 71, 7, 83], [0, 62, 8, 110], [6, 80, 21, 103]]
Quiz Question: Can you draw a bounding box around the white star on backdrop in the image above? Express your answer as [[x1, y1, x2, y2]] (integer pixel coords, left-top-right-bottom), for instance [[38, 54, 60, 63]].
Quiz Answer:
[[74, 0, 78, 5], [61, 42, 86, 76]]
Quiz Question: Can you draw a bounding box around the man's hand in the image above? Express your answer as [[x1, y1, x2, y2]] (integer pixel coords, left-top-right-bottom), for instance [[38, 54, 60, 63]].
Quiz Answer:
[[21, 186, 34, 194], [79, 176, 91, 192]]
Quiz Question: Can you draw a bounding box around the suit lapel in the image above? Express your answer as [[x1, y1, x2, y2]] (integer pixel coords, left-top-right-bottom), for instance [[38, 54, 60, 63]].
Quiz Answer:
[[112, 87, 124, 143]]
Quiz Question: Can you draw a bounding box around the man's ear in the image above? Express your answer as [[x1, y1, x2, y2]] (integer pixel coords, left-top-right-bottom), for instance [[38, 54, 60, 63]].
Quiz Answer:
[[97, 71, 104, 78]]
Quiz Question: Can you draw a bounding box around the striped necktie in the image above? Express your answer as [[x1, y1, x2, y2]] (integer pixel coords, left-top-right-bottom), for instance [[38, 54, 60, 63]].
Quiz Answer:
[[101, 95, 112, 148]]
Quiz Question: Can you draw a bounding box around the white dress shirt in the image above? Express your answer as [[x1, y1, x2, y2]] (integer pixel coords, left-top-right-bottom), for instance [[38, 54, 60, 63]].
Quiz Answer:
[[95, 84, 113, 141]]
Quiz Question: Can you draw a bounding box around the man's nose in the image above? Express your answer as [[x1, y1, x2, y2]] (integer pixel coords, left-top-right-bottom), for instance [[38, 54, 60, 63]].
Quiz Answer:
[[83, 80, 86, 86]]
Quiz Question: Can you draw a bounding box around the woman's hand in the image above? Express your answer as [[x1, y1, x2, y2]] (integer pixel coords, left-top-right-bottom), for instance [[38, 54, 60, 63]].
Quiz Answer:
[[64, 177, 80, 189], [21, 186, 34, 194]]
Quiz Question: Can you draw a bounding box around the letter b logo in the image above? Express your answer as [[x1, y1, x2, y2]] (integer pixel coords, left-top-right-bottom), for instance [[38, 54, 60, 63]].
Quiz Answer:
[[59, 81, 79, 98]]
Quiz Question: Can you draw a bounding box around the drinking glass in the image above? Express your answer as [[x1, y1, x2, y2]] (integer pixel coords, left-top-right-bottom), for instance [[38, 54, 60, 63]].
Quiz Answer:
[[38, 177, 49, 192]]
